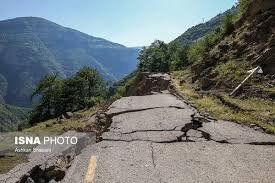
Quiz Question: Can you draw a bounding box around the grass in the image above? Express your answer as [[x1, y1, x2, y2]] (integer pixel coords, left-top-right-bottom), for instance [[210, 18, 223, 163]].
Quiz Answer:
[[0, 107, 98, 174], [23, 107, 97, 134], [172, 70, 275, 133], [113, 72, 142, 99], [214, 59, 249, 82], [255, 85, 275, 94], [0, 154, 28, 174]]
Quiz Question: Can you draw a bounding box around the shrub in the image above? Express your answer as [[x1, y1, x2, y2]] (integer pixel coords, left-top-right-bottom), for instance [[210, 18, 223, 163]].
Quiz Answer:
[[168, 42, 189, 71], [236, 0, 252, 19], [214, 60, 249, 81], [222, 12, 235, 35], [86, 96, 104, 108], [186, 29, 222, 64]]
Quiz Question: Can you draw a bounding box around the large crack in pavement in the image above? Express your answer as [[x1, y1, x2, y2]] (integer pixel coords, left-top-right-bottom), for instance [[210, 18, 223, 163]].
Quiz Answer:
[[112, 127, 182, 135], [176, 113, 204, 141], [103, 137, 275, 145], [95, 105, 186, 142], [102, 138, 180, 144], [107, 105, 186, 118], [103, 110, 275, 146], [58, 74, 275, 183]]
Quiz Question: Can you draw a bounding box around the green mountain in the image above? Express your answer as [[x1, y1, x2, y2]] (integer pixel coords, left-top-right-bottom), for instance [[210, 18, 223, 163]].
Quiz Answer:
[[0, 102, 29, 132], [173, 7, 236, 46], [0, 17, 139, 107]]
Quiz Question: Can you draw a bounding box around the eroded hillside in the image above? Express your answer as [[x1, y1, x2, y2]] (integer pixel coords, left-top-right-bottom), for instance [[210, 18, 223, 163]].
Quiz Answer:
[[171, 0, 275, 134], [190, 0, 275, 99]]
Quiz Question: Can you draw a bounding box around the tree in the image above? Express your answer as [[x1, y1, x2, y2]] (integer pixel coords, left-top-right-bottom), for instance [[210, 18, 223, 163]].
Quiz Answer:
[[222, 12, 235, 35], [30, 73, 63, 123], [30, 67, 106, 124], [138, 40, 170, 72], [76, 66, 106, 97], [168, 42, 189, 71]]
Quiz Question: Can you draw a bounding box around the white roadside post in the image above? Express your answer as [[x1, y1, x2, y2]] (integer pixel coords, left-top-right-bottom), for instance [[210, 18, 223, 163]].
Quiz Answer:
[[230, 66, 262, 96]]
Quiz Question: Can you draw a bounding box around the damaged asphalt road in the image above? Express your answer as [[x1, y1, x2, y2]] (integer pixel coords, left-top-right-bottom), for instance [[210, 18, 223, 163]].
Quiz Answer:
[[62, 91, 275, 183]]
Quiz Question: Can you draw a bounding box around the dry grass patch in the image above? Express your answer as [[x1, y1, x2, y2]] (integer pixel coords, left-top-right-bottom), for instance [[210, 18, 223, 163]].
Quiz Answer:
[[172, 71, 275, 133], [0, 107, 99, 174], [0, 154, 28, 174], [24, 107, 97, 134]]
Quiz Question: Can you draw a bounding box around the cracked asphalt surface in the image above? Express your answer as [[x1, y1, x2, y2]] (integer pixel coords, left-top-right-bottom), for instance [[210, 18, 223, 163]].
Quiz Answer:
[[63, 90, 275, 183]]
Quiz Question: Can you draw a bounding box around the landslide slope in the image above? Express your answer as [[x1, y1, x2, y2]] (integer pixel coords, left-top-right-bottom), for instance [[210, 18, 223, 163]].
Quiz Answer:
[[190, 0, 275, 99]]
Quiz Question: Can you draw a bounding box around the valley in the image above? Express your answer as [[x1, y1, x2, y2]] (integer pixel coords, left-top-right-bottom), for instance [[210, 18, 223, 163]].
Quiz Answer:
[[0, 0, 274, 182], [0, 17, 139, 131]]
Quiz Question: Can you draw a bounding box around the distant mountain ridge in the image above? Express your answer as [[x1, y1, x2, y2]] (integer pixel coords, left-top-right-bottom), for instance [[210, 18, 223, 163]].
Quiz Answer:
[[172, 6, 237, 46], [0, 17, 139, 107]]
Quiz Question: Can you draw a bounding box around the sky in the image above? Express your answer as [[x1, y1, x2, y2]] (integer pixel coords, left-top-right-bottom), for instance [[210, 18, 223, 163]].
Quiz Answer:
[[0, 0, 237, 47]]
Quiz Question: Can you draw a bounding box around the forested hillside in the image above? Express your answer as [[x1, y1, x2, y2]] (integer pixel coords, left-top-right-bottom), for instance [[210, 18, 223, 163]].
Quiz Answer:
[[173, 7, 236, 46], [0, 102, 29, 131], [0, 17, 139, 107]]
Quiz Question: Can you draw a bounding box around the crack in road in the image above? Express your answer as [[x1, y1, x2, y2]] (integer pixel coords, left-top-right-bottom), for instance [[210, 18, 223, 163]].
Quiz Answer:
[[95, 106, 187, 142], [102, 137, 275, 146], [102, 138, 181, 144], [150, 143, 157, 168], [108, 106, 186, 118], [109, 126, 182, 135], [247, 142, 275, 145], [104, 112, 275, 146], [150, 142, 162, 183]]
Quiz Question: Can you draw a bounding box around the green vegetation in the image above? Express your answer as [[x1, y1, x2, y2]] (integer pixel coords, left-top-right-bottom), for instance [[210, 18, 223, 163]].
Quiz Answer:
[[0, 17, 139, 108], [110, 71, 139, 98], [173, 7, 236, 46], [0, 99, 101, 173], [30, 66, 106, 124], [236, 0, 252, 19], [214, 60, 249, 82], [135, 0, 274, 133], [137, 3, 240, 73], [138, 40, 189, 72], [168, 42, 189, 71], [25, 107, 97, 133], [187, 30, 222, 63], [0, 103, 29, 131], [222, 12, 235, 36], [138, 0, 252, 74], [0, 16, 139, 130], [187, 10, 237, 64], [0, 154, 28, 174], [0, 74, 7, 100], [138, 40, 170, 72], [173, 0, 250, 47], [172, 71, 275, 133]]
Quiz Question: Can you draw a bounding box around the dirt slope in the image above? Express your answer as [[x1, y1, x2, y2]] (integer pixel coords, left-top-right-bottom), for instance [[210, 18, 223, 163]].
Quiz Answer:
[[191, 0, 275, 99]]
